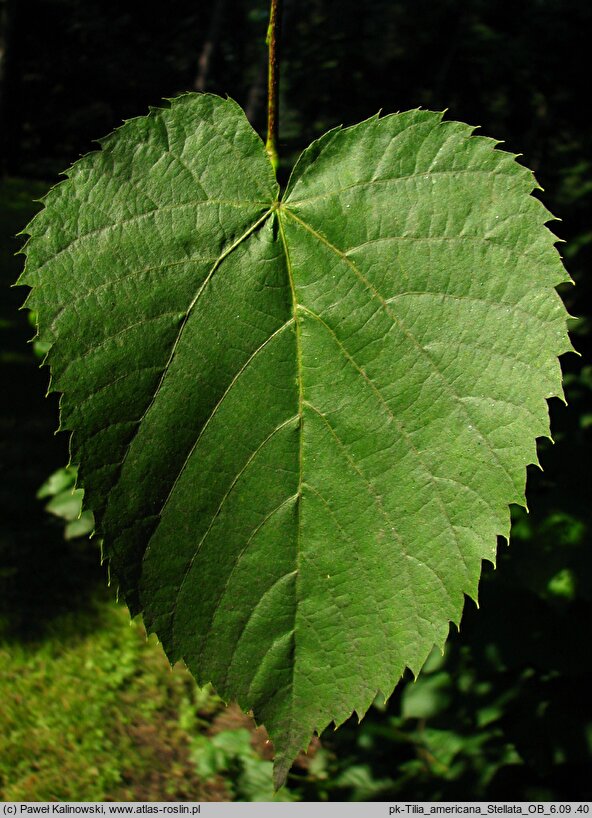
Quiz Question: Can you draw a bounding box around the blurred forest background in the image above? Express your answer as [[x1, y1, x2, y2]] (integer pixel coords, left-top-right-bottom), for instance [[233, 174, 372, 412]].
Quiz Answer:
[[1, 0, 591, 802]]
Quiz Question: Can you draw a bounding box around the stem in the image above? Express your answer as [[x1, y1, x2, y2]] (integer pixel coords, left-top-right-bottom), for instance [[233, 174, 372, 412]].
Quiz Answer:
[[265, 0, 281, 173]]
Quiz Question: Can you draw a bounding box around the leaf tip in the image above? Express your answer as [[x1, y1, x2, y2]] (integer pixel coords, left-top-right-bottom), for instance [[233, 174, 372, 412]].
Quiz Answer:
[[272, 761, 290, 791]]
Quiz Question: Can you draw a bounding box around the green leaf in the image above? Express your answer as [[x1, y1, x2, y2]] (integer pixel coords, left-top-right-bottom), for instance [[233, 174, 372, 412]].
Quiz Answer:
[[37, 465, 95, 540], [37, 465, 78, 500], [402, 671, 452, 720], [18, 93, 573, 787]]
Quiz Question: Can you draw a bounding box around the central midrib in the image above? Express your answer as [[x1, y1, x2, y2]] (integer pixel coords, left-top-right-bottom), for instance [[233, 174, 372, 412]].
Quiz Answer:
[[276, 206, 304, 741]]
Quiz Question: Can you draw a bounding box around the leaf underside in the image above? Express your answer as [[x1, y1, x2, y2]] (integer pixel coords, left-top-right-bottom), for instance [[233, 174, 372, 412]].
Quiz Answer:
[[19, 94, 573, 787]]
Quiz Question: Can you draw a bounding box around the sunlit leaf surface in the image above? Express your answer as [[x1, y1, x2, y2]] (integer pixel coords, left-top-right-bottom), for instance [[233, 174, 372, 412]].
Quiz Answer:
[[19, 94, 572, 785]]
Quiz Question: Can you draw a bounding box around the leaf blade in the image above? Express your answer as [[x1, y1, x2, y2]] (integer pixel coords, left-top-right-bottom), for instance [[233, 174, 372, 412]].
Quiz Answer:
[[19, 98, 573, 788]]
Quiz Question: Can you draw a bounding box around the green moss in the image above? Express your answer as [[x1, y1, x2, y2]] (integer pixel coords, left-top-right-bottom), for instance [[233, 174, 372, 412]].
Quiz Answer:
[[0, 598, 224, 801]]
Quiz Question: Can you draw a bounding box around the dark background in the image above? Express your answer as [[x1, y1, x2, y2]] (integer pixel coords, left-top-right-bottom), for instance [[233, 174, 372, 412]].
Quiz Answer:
[[1, 0, 591, 801]]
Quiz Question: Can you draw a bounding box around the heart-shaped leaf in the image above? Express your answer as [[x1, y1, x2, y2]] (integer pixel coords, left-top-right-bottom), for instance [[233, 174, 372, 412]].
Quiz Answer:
[[18, 94, 572, 785]]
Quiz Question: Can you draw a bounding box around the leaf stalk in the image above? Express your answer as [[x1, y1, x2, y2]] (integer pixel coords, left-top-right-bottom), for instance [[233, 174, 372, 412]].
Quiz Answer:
[[265, 0, 282, 173]]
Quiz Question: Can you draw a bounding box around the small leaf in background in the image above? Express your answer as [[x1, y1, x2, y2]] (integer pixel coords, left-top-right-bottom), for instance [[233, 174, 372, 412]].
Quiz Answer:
[[38, 465, 95, 540], [402, 672, 452, 720], [36, 464, 77, 499]]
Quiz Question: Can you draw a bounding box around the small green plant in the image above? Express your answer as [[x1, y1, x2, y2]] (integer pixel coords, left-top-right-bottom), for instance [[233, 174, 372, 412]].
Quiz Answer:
[[17, 0, 573, 787], [189, 727, 297, 802]]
